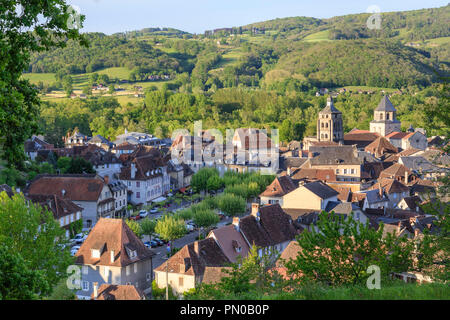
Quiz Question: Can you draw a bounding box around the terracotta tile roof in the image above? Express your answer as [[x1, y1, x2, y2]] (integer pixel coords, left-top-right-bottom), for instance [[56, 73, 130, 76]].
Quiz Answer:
[[75, 218, 155, 267], [26, 174, 107, 202], [276, 241, 301, 267], [259, 176, 297, 198], [379, 163, 412, 179], [208, 224, 250, 263], [369, 178, 409, 194], [119, 153, 167, 181], [328, 185, 352, 202], [26, 194, 82, 220], [291, 168, 336, 182], [202, 267, 232, 284], [154, 238, 230, 277], [365, 137, 398, 158], [344, 131, 379, 149], [92, 284, 144, 300], [310, 141, 338, 147], [385, 131, 413, 140]]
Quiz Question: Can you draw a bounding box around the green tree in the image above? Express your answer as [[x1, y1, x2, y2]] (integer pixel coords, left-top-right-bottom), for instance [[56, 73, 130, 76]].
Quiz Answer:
[[192, 209, 220, 239], [0, 0, 86, 168], [217, 193, 247, 217], [141, 218, 157, 240], [191, 168, 219, 193], [206, 175, 223, 192], [185, 245, 281, 300], [0, 192, 73, 298], [284, 211, 415, 286], [0, 244, 50, 300], [125, 219, 143, 238]]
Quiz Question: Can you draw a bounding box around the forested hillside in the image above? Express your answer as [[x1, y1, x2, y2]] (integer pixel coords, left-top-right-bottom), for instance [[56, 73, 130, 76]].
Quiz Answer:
[[24, 5, 450, 145]]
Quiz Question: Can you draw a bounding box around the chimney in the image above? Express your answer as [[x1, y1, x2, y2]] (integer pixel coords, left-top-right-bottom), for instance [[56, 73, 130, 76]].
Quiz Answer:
[[93, 282, 98, 299], [110, 250, 115, 263], [251, 203, 259, 217], [131, 163, 136, 179], [397, 221, 402, 233], [414, 228, 420, 238], [378, 183, 382, 198], [104, 175, 109, 184], [193, 241, 199, 256], [308, 151, 314, 159], [232, 217, 240, 232]]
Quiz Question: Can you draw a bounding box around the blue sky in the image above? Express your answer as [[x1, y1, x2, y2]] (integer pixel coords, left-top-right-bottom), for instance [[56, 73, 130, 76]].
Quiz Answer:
[[68, 0, 448, 34]]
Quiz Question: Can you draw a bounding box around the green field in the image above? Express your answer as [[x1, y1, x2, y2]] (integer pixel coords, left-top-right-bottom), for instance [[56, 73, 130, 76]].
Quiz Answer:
[[303, 29, 332, 42], [22, 73, 56, 86]]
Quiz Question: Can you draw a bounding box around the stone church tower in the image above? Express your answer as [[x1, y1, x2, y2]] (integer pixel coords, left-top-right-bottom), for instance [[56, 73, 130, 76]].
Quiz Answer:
[[370, 96, 401, 137], [317, 96, 344, 144]]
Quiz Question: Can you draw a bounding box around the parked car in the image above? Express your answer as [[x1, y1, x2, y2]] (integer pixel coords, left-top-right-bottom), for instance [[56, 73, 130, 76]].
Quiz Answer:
[[149, 240, 158, 248], [70, 245, 81, 256], [71, 233, 87, 245], [218, 214, 226, 220], [167, 193, 173, 197], [153, 238, 164, 246], [139, 210, 148, 218], [186, 224, 194, 232], [150, 208, 158, 214]]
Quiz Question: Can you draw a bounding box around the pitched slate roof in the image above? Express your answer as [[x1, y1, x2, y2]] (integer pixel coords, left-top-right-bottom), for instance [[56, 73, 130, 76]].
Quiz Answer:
[[92, 284, 144, 300], [302, 181, 340, 199], [359, 189, 389, 204], [375, 96, 396, 112], [258, 204, 298, 244], [154, 238, 230, 277], [75, 218, 155, 267], [324, 201, 361, 215], [319, 96, 341, 114], [259, 176, 297, 198], [26, 174, 107, 202], [400, 196, 423, 212], [399, 156, 440, 173], [308, 145, 361, 166]]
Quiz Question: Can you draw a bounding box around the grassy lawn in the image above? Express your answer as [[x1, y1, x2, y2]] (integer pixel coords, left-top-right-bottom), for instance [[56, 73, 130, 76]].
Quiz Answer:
[[266, 281, 450, 300]]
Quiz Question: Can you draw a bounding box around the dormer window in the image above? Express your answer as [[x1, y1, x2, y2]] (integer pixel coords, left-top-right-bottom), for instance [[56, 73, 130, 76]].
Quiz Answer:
[[91, 249, 100, 258], [129, 250, 137, 259]]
